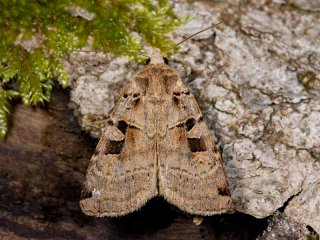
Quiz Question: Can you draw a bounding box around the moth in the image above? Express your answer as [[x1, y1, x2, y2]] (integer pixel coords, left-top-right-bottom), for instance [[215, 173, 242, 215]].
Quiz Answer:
[[80, 48, 232, 217]]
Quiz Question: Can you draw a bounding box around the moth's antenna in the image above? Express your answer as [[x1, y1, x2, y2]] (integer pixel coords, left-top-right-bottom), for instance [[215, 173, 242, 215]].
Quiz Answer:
[[75, 49, 149, 59], [175, 20, 225, 47]]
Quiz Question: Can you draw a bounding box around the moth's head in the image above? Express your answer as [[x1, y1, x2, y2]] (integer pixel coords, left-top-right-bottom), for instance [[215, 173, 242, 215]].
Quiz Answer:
[[145, 48, 168, 65]]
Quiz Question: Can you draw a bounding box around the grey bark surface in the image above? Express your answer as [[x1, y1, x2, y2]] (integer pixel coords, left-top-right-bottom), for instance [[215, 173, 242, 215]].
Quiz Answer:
[[69, 0, 320, 235], [257, 212, 309, 240]]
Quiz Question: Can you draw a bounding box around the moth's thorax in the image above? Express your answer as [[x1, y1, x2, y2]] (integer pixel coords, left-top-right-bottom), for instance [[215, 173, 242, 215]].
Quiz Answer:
[[135, 64, 180, 100]]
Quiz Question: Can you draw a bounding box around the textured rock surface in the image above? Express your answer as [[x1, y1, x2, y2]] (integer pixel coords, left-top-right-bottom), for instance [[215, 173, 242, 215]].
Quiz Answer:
[[69, 0, 320, 234]]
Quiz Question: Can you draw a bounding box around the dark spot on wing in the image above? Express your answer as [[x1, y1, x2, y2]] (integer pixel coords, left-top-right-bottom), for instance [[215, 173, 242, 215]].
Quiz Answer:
[[132, 93, 141, 106], [173, 91, 181, 104], [133, 97, 140, 106], [106, 140, 125, 154], [187, 137, 207, 152], [173, 96, 179, 104], [117, 121, 128, 135], [186, 118, 196, 131], [218, 187, 231, 196]]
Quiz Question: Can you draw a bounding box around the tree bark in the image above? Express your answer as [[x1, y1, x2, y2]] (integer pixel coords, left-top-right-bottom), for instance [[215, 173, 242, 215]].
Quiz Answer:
[[1, 0, 320, 238]]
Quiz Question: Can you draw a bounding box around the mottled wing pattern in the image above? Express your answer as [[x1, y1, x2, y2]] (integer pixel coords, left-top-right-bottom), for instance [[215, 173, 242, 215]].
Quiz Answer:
[[80, 55, 232, 217], [157, 69, 232, 215], [80, 78, 158, 217]]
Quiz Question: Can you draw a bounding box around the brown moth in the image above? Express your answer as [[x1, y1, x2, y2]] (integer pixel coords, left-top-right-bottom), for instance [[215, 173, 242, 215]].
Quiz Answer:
[[80, 48, 232, 217]]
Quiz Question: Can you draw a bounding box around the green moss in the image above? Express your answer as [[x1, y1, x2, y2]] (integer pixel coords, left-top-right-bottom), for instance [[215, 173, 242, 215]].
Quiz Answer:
[[0, 0, 182, 139], [0, 88, 18, 138]]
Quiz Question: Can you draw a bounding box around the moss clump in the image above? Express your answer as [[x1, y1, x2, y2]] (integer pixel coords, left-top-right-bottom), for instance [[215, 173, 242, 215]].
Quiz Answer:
[[0, 0, 182, 139]]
